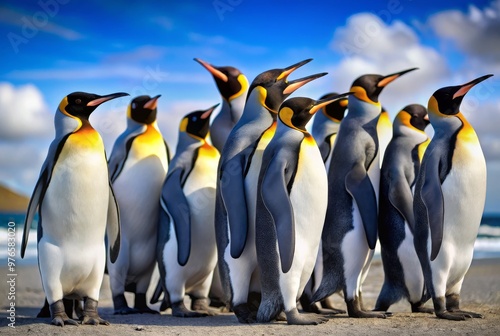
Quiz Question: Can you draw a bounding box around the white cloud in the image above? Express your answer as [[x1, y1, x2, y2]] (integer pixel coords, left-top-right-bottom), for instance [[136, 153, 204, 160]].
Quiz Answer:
[[328, 13, 451, 114], [427, 0, 500, 71], [0, 82, 53, 140], [188, 32, 268, 55]]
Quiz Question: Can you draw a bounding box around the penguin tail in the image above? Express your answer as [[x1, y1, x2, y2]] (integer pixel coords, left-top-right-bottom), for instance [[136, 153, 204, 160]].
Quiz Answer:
[[256, 296, 283, 323], [311, 283, 334, 304], [150, 279, 163, 304]]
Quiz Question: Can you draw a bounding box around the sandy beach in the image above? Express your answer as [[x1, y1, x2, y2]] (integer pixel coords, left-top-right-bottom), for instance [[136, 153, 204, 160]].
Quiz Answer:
[[1, 258, 499, 335]]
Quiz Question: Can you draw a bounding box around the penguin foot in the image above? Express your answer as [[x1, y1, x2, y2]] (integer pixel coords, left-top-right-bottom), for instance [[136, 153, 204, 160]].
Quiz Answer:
[[275, 311, 287, 322], [191, 298, 219, 316], [134, 293, 159, 314], [320, 300, 346, 315], [448, 309, 484, 319], [346, 299, 389, 318], [49, 300, 79, 327], [81, 298, 110, 326], [436, 311, 473, 321], [233, 303, 257, 323], [285, 308, 328, 325], [171, 301, 208, 318], [411, 303, 434, 314], [113, 294, 138, 314]]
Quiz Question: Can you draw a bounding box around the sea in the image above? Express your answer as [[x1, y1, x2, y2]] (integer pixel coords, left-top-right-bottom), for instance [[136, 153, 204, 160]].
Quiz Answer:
[[1, 212, 500, 265]]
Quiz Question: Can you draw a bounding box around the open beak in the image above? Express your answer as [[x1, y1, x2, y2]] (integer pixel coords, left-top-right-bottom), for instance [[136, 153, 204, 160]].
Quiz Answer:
[[277, 58, 313, 81]]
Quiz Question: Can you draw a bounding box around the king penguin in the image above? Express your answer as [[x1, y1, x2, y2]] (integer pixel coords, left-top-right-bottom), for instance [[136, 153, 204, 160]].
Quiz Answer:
[[215, 59, 326, 323], [154, 104, 221, 317], [375, 104, 432, 313], [106, 95, 170, 314], [21, 91, 127, 326], [413, 74, 493, 320], [256, 94, 351, 325], [311, 68, 417, 318], [194, 58, 249, 152], [300, 92, 348, 314]]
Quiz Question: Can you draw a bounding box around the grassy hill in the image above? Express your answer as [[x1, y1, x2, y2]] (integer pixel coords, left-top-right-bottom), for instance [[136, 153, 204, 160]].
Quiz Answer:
[[0, 184, 29, 213]]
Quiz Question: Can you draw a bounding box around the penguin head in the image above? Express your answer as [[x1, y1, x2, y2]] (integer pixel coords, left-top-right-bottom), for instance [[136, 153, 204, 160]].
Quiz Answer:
[[350, 68, 418, 104], [248, 59, 327, 114], [428, 74, 494, 119], [279, 93, 353, 132], [180, 103, 220, 140], [394, 104, 430, 134], [194, 58, 249, 103], [128, 95, 161, 124], [318, 92, 348, 122], [59, 92, 129, 120]]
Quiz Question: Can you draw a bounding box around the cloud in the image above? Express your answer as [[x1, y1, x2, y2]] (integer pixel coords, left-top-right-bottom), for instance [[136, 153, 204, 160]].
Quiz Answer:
[[103, 45, 169, 63], [0, 82, 53, 140], [151, 16, 174, 30], [427, 0, 500, 71], [188, 32, 268, 55], [0, 6, 83, 41], [328, 13, 451, 112]]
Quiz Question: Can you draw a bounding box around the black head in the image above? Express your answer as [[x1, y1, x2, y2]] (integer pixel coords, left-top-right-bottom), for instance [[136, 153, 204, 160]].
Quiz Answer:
[[280, 92, 353, 132], [129, 95, 161, 124], [61, 92, 129, 119], [180, 103, 219, 139], [350, 68, 418, 103], [402, 104, 430, 131], [431, 74, 493, 116], [247, 59, 327, 113], [194, 58, 247, 101], [319, 92, 348, 122]]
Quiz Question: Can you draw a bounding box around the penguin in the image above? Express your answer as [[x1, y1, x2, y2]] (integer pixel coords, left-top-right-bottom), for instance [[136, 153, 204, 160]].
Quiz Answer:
[[375, 104, 432, 313], [215, 59, 326, 323], [311, 68, 417, 318], [20, 91, 126, 326], [413, 74, 493, 320], [256, 94, 351, 325], [194, 58, 249, 307], [300, 92, 348, 314], [154, 104, 221, 317], [377, 106, 393, 167], [106, 95, 170, 314], [194, 58, 249, 152]]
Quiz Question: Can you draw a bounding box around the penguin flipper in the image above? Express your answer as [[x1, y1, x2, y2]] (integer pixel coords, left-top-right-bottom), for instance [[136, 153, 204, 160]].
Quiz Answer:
[[318, 139, 331, 163], [420, 151, 444, 261], [388, 178, 415, 233], [107, 183, 121, 263], [345, 163, 378, 249], [22, 135, 70, 258], [21, 170, 48, 258], [161, 168, 191, 266], [108, 130, 143, 182], [220, 154, 248, 259], [261, 155, 295, 274]]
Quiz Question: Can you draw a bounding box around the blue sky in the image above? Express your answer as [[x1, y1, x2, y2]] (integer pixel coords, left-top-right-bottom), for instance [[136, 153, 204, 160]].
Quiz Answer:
[[1, 0, 499, 212]]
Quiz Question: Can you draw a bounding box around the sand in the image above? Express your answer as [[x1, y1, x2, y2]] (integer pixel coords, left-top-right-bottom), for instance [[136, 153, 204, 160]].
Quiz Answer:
[[1, 258, 499, 335]]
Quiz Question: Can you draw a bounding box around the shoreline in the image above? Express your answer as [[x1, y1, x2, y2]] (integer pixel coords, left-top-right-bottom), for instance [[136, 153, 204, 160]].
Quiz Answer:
[[1, 258, 499, 335]]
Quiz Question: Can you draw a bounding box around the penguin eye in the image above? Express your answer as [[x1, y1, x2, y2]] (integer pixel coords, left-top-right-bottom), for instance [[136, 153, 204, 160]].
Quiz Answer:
[[192, 116, 197, 122], [132, 103, 136, 109], [75, 99, 82, 104]]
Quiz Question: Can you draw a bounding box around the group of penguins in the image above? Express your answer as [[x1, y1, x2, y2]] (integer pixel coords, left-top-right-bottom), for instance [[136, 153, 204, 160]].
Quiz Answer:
[[20, 57, 493, 327]]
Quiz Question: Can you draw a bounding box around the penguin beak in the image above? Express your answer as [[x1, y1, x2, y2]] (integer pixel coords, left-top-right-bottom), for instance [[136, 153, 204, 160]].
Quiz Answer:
[[377, 67, 418, 88], [144, 94, 161, 110], [452, 74, 494, 100], [277, 58, 313, 81], [309, 92, 354, 115], [194, 58, 229, 82], [201, 103, 220, 119], [283, 72, 328, 95], [87, 92, 129, 107]]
